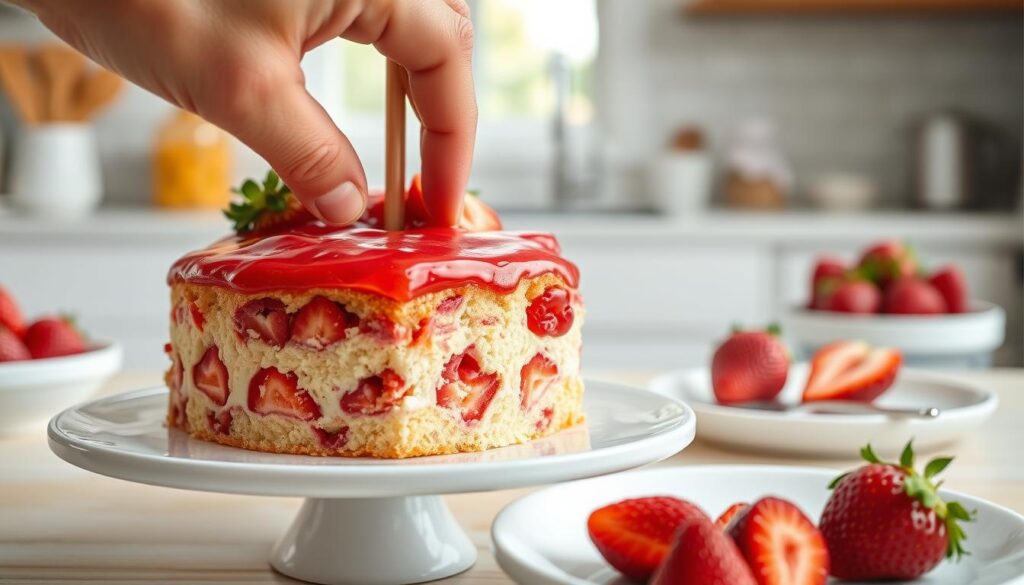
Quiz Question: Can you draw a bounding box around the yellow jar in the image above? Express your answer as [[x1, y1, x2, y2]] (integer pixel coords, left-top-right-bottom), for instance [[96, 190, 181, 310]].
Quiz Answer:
[[153, 110, 231, 208]]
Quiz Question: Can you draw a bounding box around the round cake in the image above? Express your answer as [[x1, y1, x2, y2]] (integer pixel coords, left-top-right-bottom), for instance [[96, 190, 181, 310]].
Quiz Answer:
[[164, 179, 584, 458]]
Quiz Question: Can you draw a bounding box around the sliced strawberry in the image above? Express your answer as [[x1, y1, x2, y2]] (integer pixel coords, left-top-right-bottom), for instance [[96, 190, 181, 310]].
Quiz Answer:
[[520, 353, 558, 411], [24, 317, 86, 359], [167, 354, 187, 427], [340, 369, 409, 415], [437, 295, 465, 314], [290, 296, 356, 349], [408, 174, 503, 231], [715, 502, 749, 529], [802, 340, 902, 402], [651, 512, 756, 585], [188, 300, 205, 331], [437, 350, 500, 422], [312, 425, 349, 450], [0, 285, 26, 338], [587, 496, 706, 582], [526, 286, 574, 337], [359, 315, 411, 345], [193, 346, 229, 406], [0, 325, 30, 362], [727, 497, 829, 585], [234, 298, 290, 347], [536, 406, 555, 431], [206, 409, 233, 435], [248, 367, 321, 421], [928, 265, 968, 313]]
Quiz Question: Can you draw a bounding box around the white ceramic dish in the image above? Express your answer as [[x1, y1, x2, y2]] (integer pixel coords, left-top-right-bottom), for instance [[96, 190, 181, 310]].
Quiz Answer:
[[493, 466, 1024, 585], [49, 380, 695, 585], [0, 341, 122, 436], [782, 301, 1006, 368], [649, 364, 997, 457]]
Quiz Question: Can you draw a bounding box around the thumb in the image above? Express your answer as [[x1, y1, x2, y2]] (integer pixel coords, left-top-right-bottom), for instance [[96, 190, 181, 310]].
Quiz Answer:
[[216, 80, 368, 225]]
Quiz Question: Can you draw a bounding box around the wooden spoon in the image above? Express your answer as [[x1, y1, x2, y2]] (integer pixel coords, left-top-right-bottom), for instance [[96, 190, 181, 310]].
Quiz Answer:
[[70, 67, 123, 122], [0, 46, 42, 124], [36, 44, 85, 122]]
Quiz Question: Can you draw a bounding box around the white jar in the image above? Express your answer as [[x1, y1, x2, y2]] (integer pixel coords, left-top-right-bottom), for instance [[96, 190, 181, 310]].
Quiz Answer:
[[651, 152, 713, 216], [9, 123, 103, 219]]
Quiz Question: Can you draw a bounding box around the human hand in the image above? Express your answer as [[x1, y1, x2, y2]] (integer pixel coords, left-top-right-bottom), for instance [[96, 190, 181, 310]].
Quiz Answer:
[[15, 0, 477, 226]]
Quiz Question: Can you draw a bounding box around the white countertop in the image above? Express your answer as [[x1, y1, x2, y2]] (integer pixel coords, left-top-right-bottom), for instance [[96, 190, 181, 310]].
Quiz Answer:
[[1, 207, 1021, 246]]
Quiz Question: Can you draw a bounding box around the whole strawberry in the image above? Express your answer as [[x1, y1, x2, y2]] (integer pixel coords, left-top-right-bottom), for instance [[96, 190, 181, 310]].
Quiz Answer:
[[821, 279, 882, 314], [0, 285, 26, 338], [884, 277, 947, 315], [711, 325, 789, 405], [808, 257, 846, 309], [857, 240, 918, 287], [0, 325, 30, 362], [24, 317, 87, 359], [928, 265, 969, 314], [587, 496, 704, 581], [650, 511, 755, 585], [820, 441, 974, 580]]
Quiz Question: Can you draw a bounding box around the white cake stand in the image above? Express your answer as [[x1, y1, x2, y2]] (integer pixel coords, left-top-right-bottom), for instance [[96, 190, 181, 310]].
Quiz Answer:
[[48, 381, 695, 585]]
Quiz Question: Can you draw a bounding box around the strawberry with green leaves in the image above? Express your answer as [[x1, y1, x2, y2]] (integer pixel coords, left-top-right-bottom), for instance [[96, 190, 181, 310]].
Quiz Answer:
[[224, 170, 314, 234], [820, 441, 974, 580]]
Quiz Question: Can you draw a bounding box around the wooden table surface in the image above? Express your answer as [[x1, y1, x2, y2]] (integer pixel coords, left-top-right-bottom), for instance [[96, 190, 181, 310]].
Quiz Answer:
[[2, 369, 1021, 584]]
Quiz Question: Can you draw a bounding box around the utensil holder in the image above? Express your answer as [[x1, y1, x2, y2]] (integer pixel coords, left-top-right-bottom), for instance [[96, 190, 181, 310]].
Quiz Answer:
[[9, 123, 102, 218]]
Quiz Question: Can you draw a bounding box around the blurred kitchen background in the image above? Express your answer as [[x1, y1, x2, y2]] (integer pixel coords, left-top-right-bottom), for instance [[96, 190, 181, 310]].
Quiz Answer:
[[0, 0, 1020, 370]]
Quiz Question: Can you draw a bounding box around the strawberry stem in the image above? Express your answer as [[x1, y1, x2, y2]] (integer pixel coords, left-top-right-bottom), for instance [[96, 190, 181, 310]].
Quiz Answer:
[[224, 170, 294, 233]]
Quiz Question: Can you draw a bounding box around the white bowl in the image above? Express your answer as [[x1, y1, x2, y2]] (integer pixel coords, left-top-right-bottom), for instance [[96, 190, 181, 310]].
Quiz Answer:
[[782, 301, 1005, 368], [0, 341, 122, 436]]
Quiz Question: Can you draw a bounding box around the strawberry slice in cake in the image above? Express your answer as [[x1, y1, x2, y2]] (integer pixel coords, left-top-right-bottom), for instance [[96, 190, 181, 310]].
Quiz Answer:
[[164, 172, 584, 458]]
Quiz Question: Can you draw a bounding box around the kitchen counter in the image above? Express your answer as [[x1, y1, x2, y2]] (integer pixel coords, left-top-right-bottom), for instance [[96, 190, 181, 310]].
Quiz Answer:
[[1, 369, 1021, 584]]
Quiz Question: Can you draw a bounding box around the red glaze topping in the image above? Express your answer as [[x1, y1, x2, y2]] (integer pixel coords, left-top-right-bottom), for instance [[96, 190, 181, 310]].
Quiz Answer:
[[168, 225, 579, 302]]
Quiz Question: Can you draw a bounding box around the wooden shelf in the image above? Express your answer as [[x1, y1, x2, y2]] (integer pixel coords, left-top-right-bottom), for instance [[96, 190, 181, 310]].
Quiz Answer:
[[685, 0, 1023, 15]]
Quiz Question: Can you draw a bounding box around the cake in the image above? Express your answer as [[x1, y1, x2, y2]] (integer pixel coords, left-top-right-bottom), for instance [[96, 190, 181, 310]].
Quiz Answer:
[[163, 173, 584, 458]]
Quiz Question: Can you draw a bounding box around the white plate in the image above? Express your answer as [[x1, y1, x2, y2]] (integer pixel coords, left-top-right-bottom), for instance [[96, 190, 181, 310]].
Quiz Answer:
[[0, 341, 122, 436], [493, 466, 1024, 585], [649, 365, 997, 457], [49, 380, 695, 585], [48, 380, 696, 498]]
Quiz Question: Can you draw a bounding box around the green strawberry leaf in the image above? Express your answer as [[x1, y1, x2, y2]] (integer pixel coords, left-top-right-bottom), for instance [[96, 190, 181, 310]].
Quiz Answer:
[[925, 457, 954, 479], [224, 170, 294, 233], [900, 440, 916, 468], [860, 444, 882, 464]]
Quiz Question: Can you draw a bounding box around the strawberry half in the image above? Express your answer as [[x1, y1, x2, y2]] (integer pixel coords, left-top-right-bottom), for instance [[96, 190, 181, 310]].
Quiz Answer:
[[436, 350, 500, 422], [0, 285, 26, 338], [802, 340, 901, 402], [587, 496, 705, 582], [727, 497, 830, 585], [193, 346, 229, 406], [234, 298, 290, 347], [651, 511, 756, 585], [24, 316, 86, 359], [290, 296, 357, 349], [340, 369, 409, 415], [362, 174, 502, 231], [711, 325, 789, 405], [520, 353, 558, 411], [928, 265, 969, 313], [715, 502, 749, 529], [248, 367, 321, 421], [0, 325, 30, 362], [820, 441, 974, 580]]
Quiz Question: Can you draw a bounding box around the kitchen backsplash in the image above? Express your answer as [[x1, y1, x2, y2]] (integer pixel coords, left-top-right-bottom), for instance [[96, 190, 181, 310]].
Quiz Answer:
[[648, 0, 1022, 207]]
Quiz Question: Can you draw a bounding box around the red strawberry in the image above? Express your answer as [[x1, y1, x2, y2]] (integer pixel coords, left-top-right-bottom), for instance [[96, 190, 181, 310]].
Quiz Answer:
[[711, 325, 789, 405], [809, 257, 846, 309], [24, 317, 86, 359], [234, 298, 290, 347], [802, 340, 901, 402], [437, 351, 500, 422], [715, 502, 749, 529], [820, 441, 974, 580], [822, 279, 882, 314], [651, 512, 757, 585], [359, 315, 411, 344], [0, 325, 30, 362], [883, 277, 947, 315], [520, 353, 558, 411], [587, 496, 705, 582], [526, 286, 574, 338], [290, 296, 356, 349], [857, 240, 918, 287], [193, 346, 229, 406], [0, 285, 26, 338], [340, 369, 409, 415], [727, 497, 829, 585], [362, 174, 502, 231], [928, 265, 969, 313], [225, 170, 315, 234], [248, 367, 321, 421]]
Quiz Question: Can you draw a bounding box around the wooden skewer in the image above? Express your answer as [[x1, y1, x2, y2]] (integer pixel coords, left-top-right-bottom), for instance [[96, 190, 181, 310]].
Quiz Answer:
[[384, 59, 406, 231], [71, 68, 123, 122]]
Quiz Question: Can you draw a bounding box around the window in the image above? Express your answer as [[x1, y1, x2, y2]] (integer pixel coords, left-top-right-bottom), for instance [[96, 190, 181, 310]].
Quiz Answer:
[[301, 0, 598, 208]]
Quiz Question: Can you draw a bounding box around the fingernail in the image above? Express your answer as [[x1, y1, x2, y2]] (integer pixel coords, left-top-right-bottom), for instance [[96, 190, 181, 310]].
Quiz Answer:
[[314, 182, 366, 224]]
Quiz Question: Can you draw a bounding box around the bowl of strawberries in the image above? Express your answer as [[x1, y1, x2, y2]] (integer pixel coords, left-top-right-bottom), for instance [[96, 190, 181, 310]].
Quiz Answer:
[[783, 240, 1005, 368], [0, 285, 122, 436]]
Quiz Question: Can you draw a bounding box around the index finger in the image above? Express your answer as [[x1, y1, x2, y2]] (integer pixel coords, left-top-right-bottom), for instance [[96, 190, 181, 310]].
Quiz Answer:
[[344, 0, 477, 226]]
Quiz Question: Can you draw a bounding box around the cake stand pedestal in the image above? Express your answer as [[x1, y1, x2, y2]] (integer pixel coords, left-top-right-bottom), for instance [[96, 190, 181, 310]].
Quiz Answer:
[[48, 381, 695, 585]]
